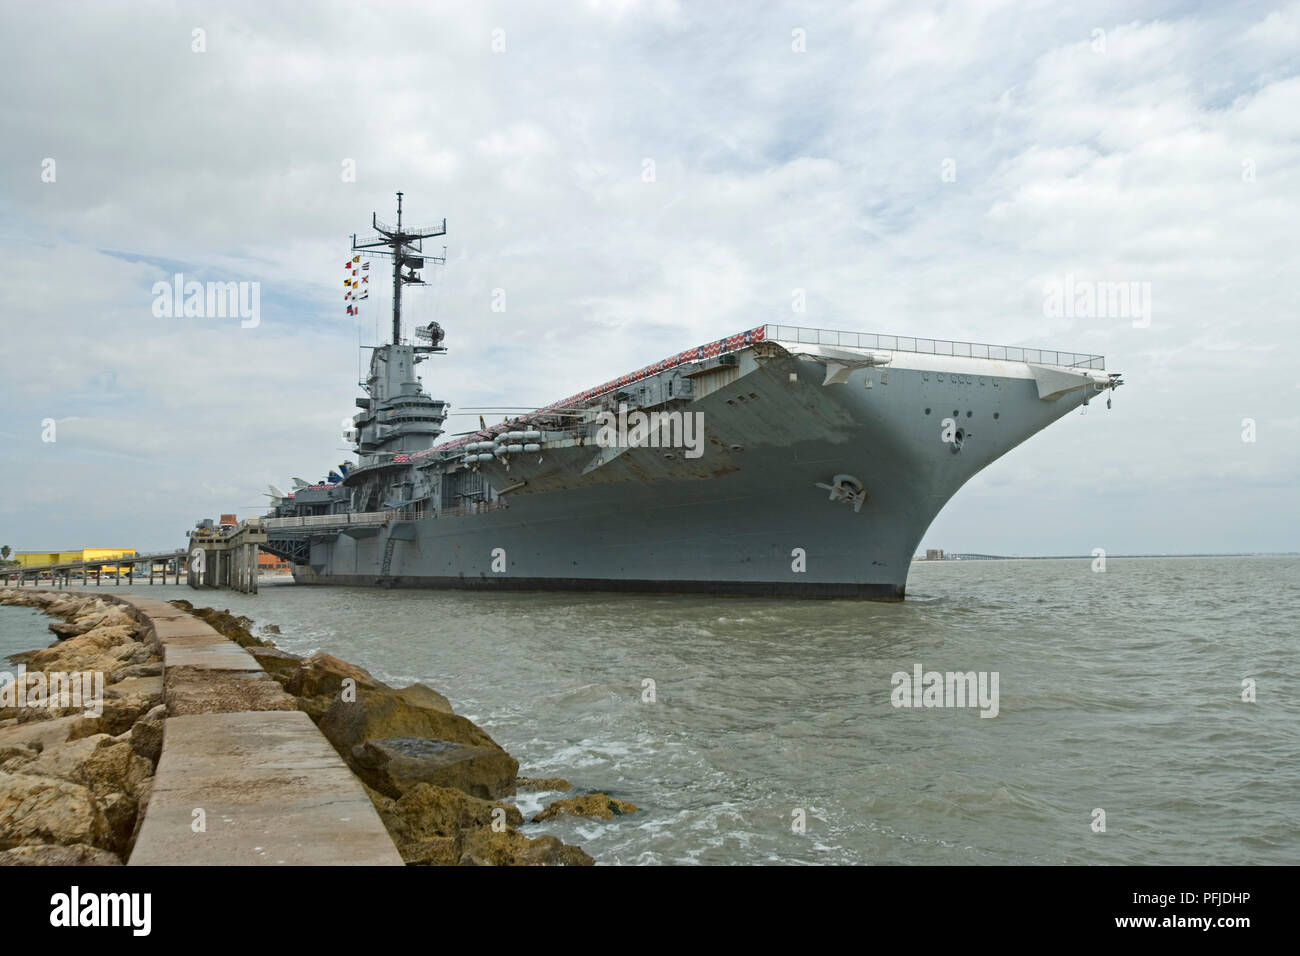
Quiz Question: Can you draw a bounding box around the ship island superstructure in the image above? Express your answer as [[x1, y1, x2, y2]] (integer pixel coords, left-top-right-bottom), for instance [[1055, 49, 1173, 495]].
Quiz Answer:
[[260, 195, 1122, 599]]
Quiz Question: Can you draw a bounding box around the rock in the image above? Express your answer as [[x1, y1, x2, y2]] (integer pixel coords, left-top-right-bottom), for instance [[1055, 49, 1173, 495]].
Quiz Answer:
[[398, 683, 454, 714], [14, 624, 138, 672], [517, 777, 572, 792], [15, 734, 138, 804], [123, 753, 152, 798], [12, 734, 109, 782], [82, 741, 137, 799], [123, 645, 154, 666], [105, 675, 163, 703], [111, 662, 162, 682], [0, 745, 37, 767], [296, 694, 334, 724], [402, 836, 461, 865], [0, 591, 39, 608], [288, 653, 391, 721], [532, 793, 639, 822], [0, 843, 121, 865], [97, 791, 137, 854], [318, 683, 498, 760], [129, 705, 166, 765], [0, 715, 81, 753], [128, 777, 152, 851], [69, 693, 159, 738], [45, 597, 93, 619], [352, 737, 518, 800], [49, 605, 138, 639], [0, 772, 111, 850], [368, 782, 524, 864], [248, 646, 303, 685], [287, 653, 385, 699], [458, 827, 593, 866]]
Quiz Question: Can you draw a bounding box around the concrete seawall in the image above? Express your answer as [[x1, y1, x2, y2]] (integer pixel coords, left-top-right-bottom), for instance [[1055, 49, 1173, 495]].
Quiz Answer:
[[53, 592, 402, 865]]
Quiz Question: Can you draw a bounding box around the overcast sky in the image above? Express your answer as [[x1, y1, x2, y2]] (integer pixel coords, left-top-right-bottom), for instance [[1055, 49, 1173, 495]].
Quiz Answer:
[[0, 0, 1296, 557]]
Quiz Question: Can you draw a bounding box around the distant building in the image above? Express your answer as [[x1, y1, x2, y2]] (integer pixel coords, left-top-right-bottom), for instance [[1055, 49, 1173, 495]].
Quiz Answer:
[[925, 549, 944, 561], [14, 548, 136, 568], [258, 552, 291, 573]]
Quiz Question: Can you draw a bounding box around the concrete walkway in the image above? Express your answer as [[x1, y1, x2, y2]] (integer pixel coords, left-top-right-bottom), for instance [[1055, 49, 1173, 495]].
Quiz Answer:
[[109, 595, 402, 865]]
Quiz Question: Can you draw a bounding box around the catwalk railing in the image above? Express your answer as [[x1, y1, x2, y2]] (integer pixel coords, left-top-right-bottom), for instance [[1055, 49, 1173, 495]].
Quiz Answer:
[[762, 325, 1107, 370]]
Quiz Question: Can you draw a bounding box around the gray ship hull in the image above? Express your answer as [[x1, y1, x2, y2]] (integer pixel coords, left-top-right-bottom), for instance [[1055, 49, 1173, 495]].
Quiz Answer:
[[284, 343, 1110, 599]]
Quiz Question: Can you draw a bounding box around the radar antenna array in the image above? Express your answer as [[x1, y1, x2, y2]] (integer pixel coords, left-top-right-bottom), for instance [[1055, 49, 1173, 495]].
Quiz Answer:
[[351, 192, 447, 346]]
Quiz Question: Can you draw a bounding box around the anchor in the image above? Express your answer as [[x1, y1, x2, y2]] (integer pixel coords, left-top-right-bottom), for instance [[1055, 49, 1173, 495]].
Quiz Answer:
[[815, 473, 867, 513]]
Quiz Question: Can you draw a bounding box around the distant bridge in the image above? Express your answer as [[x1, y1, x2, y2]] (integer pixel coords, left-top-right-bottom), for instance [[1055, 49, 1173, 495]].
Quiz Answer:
[[1, 550, 189, 588]]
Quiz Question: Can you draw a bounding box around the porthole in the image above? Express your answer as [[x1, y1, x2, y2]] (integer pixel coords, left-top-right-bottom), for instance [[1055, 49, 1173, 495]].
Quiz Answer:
[[924, 408, 931, 415], [966, 410, 972, 418], [993, 412, 1000, 420], [952, 409, 959, 417], [937, 374, 944, 382]]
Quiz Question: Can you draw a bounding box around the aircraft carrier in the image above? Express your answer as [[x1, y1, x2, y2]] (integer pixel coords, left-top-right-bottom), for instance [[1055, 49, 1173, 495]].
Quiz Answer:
[[260, 195, 1122, 599]]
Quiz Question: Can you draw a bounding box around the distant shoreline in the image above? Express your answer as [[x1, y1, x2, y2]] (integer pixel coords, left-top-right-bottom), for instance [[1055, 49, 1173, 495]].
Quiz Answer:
[[912, 552, 1297, 561]]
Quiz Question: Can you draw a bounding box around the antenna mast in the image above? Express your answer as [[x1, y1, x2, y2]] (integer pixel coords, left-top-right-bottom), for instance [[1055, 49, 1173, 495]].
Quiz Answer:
[[351, 192, 447, 345]]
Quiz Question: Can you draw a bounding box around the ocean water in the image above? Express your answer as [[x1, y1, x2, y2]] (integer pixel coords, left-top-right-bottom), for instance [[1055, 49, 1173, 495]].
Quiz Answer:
[[8, 556, 1297, 865], [0, 603, 51, 683]]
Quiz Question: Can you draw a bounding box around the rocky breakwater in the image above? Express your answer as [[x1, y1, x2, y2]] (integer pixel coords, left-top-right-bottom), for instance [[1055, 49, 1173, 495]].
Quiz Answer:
[[0, 590, 165, 865], [171, 601, 623, 865]]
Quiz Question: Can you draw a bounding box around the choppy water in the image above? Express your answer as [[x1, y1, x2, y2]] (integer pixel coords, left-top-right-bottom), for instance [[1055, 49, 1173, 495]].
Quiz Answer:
[[0, 603, 53, 684], [8, 556, 1297, 865]]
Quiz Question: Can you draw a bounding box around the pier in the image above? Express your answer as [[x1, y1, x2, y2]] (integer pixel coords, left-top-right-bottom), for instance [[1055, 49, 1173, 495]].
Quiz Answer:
[[186, 518, 268, 594], [115, 594, 401, 865], [0, 550, 188, 588], [3, 518, 283, 596]]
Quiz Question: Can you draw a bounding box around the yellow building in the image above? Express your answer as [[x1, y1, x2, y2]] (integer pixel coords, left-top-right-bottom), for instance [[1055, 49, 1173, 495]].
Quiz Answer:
[[81, 548, 137, 564], [14, 551, 79, 567], [14, 549, 137, 571]]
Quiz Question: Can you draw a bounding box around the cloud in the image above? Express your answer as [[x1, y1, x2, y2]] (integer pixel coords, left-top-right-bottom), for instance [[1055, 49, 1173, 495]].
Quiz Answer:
[[0, 0, 1295, 555]]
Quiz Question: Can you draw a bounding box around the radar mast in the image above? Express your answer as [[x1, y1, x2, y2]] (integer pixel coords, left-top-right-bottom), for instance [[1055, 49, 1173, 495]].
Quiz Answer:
[[352, 191, 447, 346]]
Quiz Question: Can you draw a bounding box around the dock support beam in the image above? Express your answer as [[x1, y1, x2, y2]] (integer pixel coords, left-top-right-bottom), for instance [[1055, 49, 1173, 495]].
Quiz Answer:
[[185, 520, 265, 594]]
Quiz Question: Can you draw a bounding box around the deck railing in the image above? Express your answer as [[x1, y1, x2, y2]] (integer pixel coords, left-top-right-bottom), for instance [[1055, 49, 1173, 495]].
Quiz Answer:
[[264, 511, 391, 530], [762, 324, 1106, 369]]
